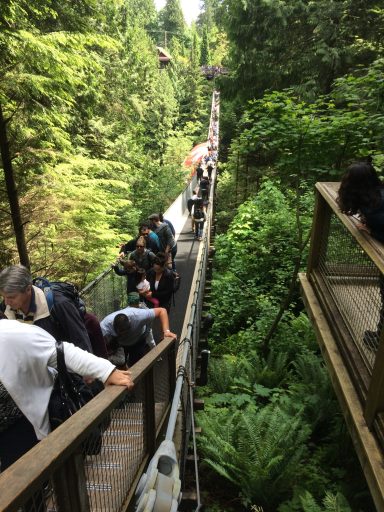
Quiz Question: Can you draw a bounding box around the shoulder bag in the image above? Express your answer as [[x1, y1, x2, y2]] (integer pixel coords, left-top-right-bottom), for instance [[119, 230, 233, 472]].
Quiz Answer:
[[48, 340, 105, 455]]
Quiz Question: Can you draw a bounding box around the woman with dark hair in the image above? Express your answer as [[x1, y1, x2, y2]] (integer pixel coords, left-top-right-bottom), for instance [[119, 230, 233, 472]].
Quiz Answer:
[[337, 160, 384, 242], [147, 253, 175, 312]]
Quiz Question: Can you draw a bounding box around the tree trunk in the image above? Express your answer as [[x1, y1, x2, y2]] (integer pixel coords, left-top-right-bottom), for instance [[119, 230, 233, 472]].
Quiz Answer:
[[0, 104, 30, 268]]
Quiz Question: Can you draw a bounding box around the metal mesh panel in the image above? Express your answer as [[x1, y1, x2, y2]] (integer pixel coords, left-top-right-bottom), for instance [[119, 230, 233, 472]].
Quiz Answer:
[[19, 480, 58, 512], [4, 354, 174, 512], [81, 270, 127, 319], [318, 212, 382, 371], [83, 389, 145, 511]]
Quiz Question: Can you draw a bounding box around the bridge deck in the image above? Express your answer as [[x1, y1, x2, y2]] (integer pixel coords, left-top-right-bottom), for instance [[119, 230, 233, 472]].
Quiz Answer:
[[82, 212, 202, 511]]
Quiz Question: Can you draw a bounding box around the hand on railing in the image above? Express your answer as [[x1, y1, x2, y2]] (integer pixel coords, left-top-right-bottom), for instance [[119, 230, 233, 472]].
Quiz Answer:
[[162, 329, 177, 341], [105, 369, 134, 390], [356, 222, 371, 235]]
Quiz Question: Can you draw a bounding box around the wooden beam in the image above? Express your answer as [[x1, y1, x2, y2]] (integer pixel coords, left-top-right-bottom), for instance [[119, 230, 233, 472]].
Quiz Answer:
[[0, 338, 177, 512], [307, 189, 331, 274], [300, 273, 384, 511], [365, 330, 384, 426], [316, 183, 384, 275]]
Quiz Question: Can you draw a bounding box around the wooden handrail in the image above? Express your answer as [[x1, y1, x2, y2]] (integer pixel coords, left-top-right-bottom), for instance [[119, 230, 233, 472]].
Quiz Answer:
[[315, 182, 384, 274]]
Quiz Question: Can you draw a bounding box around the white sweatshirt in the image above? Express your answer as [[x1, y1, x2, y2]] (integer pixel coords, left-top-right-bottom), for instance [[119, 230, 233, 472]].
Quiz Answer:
[[0, 320, 115, 439]]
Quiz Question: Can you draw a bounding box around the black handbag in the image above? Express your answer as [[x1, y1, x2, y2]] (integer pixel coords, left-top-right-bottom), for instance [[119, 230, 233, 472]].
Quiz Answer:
[[0, 382, 23, 433], [48, 340, 104, 455]]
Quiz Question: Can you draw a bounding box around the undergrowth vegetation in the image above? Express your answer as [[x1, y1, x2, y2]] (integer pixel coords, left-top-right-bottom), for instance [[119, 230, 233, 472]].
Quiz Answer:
[[197, 187, 374, 509]]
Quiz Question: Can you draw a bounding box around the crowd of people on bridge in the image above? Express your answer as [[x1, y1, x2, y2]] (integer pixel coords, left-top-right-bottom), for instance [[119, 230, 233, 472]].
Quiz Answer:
[[0, 90, 220, 478]]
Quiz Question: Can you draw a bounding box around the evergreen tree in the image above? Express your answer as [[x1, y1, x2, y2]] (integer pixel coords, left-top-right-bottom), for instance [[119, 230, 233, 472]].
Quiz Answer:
[[159, 0, 186, 47], [200, 27, 210, 65], [217, 0, 384, 102]]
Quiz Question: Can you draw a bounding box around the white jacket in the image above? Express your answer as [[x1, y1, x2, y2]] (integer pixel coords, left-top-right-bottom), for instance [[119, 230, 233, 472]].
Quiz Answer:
[[0, 320, 115, 439]]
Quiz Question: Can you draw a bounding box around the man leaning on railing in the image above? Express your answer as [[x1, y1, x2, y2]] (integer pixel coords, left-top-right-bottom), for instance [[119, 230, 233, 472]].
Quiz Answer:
[[0, 316, 134, 473], [100, 305, 177, 368]]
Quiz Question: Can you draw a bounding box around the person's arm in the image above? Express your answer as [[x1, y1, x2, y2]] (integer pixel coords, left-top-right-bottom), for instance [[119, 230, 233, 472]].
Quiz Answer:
[[153, 307, 177, 339], [105, 369, 134, 387], [163, 225, 175, 254], [51, 342, 134, 389], [150, 232, 161, 251], [112, 264, 127, 276]]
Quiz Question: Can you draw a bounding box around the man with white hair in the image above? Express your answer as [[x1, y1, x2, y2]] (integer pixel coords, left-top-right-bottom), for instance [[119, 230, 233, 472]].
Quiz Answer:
[[0, 265, 92, 351]]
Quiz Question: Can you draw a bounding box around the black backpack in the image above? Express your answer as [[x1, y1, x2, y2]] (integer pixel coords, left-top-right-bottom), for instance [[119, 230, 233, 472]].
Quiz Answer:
[[171, 271, 181, 306], [172, 271, 181, 293], [194, 208, 204, 220], [33, 277, 85, 316]]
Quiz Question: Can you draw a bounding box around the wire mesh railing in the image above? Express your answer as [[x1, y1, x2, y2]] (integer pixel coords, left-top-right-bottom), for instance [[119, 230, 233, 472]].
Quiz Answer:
[[317, 212, 382, 370], [80, 268, 126, 320], [306, 181, 384, 433]]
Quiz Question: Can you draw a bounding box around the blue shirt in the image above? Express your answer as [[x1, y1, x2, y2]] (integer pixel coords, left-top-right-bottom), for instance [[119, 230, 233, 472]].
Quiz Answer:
[[100, 307, 155, 346]]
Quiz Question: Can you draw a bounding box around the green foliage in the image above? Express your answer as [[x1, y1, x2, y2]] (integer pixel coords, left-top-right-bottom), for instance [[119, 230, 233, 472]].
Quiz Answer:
[[159, 0, 186, 47], [202, 351, 289, 409], [278, 352, 337, 435], [279, 490, 352, 512], [198, 404, 311, 508], [200, 28, 210, 65], [0, 1, 208, 279], [209, 180, 312, 346], [217, 0, 383, 102]]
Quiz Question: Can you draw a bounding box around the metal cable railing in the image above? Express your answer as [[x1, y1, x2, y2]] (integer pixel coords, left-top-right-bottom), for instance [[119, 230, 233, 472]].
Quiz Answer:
[[133, 89, 219, 510]]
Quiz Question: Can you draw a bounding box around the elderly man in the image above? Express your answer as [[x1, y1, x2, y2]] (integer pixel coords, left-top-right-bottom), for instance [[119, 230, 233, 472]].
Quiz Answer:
[[0, 265, 92, 352], [100, 304, 176, 367]]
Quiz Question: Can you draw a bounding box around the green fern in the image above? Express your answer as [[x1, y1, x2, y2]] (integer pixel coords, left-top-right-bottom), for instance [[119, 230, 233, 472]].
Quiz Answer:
[[198, 404, 311, 508], [283, 351, 337, 431], [279, 490, 352, 512]]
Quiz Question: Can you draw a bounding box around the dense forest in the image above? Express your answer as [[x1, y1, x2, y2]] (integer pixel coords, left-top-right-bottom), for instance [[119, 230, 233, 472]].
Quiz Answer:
[[0, 0, 223, 284], [196, 1, 384, 511], [1, 0, 384, 511]]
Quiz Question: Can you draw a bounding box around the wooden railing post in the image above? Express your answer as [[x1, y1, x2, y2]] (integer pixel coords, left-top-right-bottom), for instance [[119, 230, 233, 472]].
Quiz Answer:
[[364, 337, 384, 427], [307, 187, 332, 275], [53, 452, 90, 512]]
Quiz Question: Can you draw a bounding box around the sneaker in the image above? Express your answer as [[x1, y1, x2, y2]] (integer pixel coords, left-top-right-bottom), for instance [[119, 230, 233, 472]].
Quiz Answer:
[[363, 330, 379, 351]]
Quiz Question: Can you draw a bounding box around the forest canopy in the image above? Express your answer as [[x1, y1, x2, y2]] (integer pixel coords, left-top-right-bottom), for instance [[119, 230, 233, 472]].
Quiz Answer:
[[0, 0, 215, 284], [0, 1, 382, 509]]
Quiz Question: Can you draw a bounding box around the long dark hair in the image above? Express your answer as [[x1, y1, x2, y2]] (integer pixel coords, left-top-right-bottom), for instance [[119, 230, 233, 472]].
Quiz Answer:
[[337, 161, 382, 215]]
